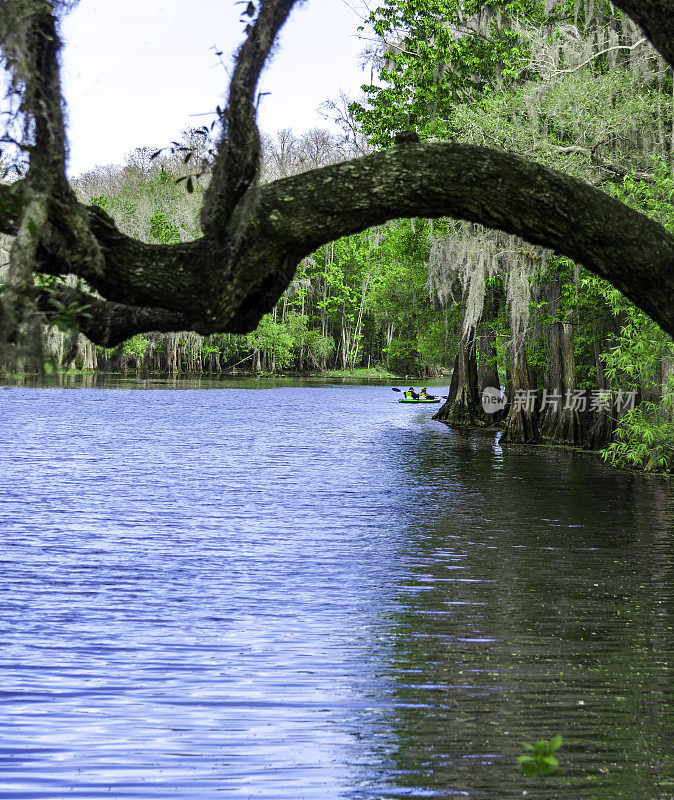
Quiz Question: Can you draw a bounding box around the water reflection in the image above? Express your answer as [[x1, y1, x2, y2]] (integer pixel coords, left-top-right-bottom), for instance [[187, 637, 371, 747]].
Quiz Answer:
[[0, 381, 671, 799], [379, 425, 674, 798]]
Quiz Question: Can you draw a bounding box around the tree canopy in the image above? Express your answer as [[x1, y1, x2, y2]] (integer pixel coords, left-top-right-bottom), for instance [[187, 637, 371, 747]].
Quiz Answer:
[[2, 0, 674, 370]]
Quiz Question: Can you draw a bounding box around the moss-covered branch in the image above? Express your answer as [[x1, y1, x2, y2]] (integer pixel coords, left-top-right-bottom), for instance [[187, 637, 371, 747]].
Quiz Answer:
[[3, 0, 674, 354], [200, 0, 298, 236], [257, 142, 674, 337]]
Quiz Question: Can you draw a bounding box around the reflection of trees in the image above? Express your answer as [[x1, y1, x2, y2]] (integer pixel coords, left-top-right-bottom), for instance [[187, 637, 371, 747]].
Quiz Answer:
[[375, 427, 674, 798]]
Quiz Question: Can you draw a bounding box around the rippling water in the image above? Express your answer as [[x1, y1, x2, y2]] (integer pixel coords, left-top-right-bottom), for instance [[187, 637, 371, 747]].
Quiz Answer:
[[0, 378, 672, 799]]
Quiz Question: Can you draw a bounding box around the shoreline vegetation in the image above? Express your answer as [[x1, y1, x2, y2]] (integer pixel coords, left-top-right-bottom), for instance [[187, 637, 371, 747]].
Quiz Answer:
[[2, 364, 448, 385]]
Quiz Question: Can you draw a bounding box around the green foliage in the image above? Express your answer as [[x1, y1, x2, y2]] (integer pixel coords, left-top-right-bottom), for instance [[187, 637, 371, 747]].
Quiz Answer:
[[41, 283, 91, 333], [602, 396, 674, 473], [123, 334, 149, 361], [148, 210, 181, 244], [353, 0, 629, 147], [352, 0, 546, 146], [90, 194, 112, 213], [416, 320, 446, 369], [518, 735, 563, 777], [246, 314, 295, 370], [605, 156, 674, 230], [385, 337, 424, 375], [287, 315, 335, 365]]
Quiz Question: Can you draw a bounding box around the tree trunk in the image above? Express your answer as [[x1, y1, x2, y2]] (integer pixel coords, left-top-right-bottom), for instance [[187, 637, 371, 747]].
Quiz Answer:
[[551, 310, 582, 444], [434, 312, 485, 426], [80, 334, 97, 371], [584, 312, 619, 450], [478, 325, 500, 394], [540, 276, 563, 437], [540, 274, 582, 445], [477, 292, 501, 395], [500, 317, 540, 444], [0, 274, 43, 376]]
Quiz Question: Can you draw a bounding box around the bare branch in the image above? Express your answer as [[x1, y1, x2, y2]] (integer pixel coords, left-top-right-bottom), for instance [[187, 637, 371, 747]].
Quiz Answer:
[[549, 36, 648, 76]]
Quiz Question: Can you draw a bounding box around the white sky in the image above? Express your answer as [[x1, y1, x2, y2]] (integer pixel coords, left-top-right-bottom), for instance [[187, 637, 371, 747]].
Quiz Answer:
[[60, 0, 372, 177]]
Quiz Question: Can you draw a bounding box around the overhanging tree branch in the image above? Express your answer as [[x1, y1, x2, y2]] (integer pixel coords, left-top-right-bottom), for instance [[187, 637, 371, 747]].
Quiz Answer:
[[3, 0, 674, 358], [5, 140, 674, 347], [611, 1, 674, 69], [256, 142, 674, 337]]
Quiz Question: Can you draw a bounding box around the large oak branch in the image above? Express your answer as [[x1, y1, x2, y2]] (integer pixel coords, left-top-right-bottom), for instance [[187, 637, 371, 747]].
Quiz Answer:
[[612, 1, 674, 68], [256, 142, 674, 336], [200, 0, 298, 236], [6, 141, 674, 345]]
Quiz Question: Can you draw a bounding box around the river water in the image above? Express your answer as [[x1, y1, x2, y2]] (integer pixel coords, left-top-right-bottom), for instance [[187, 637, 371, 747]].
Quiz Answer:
[[0, 377, 672, 799]]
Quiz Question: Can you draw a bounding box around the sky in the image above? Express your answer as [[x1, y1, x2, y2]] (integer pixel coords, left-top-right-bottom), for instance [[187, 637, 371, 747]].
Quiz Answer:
[[59, 0, 372, 177]]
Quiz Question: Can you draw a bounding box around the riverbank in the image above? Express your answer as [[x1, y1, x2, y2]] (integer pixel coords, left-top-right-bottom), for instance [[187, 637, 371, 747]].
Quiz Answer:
[[0, 369, 452, 392], [3, 364, 451, 385]]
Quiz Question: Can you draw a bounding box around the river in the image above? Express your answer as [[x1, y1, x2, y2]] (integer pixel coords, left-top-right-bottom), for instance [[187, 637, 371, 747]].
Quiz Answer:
[[0, 377, 672, 799]]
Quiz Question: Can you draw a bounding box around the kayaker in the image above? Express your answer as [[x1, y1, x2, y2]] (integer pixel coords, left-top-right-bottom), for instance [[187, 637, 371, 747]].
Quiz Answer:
[[419, 387, 437, 400], [404, 387, 419, 399]]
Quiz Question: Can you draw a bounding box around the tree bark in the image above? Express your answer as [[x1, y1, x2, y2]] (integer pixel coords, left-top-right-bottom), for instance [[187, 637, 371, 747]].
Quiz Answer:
[[554, 309, 583, 445], [434, 332, 484, 426], [500, 318, 540, 444], [477, 290, 501, 396], [478, 325, 500, 396], [584, 311, 619, 450], [540, 276, 563, 437]]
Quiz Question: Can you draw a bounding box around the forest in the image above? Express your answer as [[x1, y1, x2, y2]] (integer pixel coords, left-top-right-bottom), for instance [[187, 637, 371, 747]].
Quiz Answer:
[[2, 0, 674, 473]]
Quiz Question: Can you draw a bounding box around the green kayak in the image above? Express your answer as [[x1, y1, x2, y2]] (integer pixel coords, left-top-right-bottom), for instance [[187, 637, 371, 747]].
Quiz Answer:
[[398, 397, 441, 404]]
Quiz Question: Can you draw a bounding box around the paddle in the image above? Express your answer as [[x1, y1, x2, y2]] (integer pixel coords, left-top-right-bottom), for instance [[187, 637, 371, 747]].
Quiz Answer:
[[391, 387, 449, 399]]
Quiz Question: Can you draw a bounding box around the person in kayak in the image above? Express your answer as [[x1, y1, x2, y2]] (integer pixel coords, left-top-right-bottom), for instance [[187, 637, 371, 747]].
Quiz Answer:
[[404, 387, 419, 399], [419, 387, 437, 400]]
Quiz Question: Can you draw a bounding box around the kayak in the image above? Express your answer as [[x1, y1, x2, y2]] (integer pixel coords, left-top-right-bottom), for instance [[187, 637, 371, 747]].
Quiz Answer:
[[398, 397, 441, 404]]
